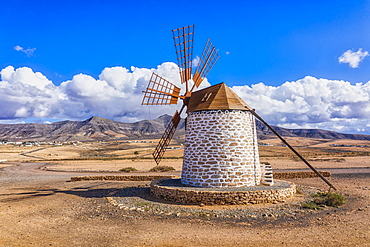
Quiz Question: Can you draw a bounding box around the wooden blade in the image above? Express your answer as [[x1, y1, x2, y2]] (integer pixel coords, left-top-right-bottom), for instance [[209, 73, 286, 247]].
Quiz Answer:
[[142, 73, 182, 105], [153, 110, 181, 165], [172, 25, 194, 88], [193, 39, 220, 88]]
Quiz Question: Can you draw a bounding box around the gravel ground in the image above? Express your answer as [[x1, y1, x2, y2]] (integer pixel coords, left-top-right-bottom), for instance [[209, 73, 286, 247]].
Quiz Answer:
[[109, 183, 323, 222], [157, 178, 292, 191], [0, 163, 369, 246]]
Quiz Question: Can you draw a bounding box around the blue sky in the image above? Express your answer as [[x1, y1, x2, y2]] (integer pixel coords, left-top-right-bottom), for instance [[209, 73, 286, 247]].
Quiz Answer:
[[3, 0, 370, 85], [1, 0, 370, 134]]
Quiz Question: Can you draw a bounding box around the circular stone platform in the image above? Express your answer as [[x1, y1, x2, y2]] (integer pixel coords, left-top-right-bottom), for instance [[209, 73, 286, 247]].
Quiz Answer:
[[151, 178, 296, 205]]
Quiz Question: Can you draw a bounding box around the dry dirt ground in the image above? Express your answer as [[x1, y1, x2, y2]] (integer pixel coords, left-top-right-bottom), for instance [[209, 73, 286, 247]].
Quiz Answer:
[[0, 138, 369, 246]]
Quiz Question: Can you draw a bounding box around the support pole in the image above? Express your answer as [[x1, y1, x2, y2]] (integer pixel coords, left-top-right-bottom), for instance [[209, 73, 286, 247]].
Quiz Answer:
[[250, 110, 337, 191]]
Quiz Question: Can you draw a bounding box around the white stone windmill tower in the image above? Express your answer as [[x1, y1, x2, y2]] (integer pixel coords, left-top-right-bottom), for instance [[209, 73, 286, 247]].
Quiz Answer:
[[182, 82, 272, 187], [142, 25, 336, 190]]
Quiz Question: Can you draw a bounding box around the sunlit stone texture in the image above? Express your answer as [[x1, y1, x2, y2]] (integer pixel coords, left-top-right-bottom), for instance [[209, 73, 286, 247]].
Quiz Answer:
[[182, 110, 264, 187]]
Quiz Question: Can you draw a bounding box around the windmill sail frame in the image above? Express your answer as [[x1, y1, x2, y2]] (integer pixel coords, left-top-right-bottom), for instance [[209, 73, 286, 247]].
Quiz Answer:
[[193, 39, 220, 88], [152, 110, 181, 164], [172, 25, 195, 88], [142, 73, 182, 105]]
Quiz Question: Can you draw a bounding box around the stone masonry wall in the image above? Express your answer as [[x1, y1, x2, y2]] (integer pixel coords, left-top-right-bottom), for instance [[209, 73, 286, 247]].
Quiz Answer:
[[70, 175, 178, 182], [151, 178, 296, 205], [70, 171, 330, 182], [182, 110, 261, 187]]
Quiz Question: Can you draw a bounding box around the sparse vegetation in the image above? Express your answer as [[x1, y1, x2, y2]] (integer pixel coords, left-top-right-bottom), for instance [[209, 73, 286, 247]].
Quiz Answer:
[[313, 192, 346, 207], [135, 201, 152, 207], [302, 201, 323, 210], [309, 158, 346, 162], [302, 192, 346, 209], [134, 202, 154, 211], [149, 165, 175, 172], [119, 167, 138, 173], [295, 186, 304, 194], [195, 211, 209, 217], [134, 151, 139, 155]]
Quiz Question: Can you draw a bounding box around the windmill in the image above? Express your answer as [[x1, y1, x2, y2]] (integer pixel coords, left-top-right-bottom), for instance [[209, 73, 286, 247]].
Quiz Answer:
[[142, 25, 219, 164], [142, 25, 337, 190]]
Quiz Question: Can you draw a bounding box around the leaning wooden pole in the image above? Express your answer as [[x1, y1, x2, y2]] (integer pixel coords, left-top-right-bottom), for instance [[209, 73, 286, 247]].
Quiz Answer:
[[250, 110, 337, 191]]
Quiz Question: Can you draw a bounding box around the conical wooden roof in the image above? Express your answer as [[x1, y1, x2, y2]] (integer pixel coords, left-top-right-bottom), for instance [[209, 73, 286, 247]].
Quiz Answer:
[[187, 82, 253, 113]]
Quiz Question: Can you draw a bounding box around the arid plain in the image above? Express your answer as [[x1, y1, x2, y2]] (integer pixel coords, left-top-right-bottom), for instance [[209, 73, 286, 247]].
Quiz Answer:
[[0, 137, 369, 246]]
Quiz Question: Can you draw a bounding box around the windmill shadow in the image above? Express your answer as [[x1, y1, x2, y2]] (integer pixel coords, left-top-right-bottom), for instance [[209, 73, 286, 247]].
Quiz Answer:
[[1, 185, 191, 206], [0, 183, 130, 203], [112, 185, 199, 206]]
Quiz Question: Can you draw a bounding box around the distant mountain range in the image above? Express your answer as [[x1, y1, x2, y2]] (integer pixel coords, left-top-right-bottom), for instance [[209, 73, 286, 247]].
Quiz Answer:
[[255, 121, 370, 140], [0, 115, 369, 142]]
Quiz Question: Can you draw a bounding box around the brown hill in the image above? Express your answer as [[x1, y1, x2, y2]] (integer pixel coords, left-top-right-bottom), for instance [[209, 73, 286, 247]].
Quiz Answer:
[[0, 115, 184, 142], [0, 115, 369, 142]]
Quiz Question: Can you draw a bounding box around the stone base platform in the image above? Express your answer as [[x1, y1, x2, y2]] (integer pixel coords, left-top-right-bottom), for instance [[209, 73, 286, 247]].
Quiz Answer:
[[151, 178, 296, 205]]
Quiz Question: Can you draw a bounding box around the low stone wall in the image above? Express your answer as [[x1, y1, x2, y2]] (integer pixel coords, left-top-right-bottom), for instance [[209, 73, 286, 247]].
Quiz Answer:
[[274, 171, 331, 179], [151, 178, 296, 205], [70, 175, 179, 182], [70, 171, 330, 182]]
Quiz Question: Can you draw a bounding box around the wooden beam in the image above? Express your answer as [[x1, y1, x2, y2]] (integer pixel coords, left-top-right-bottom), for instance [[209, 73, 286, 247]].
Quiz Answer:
[[250, 109, 337, 191]]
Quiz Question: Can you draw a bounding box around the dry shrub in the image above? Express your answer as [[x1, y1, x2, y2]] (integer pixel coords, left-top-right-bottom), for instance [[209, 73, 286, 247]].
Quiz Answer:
[[149, 165, 175, 172], [119, 167, 138, 173], [313, 192, 346, 207], [302, 192, 346, 209]]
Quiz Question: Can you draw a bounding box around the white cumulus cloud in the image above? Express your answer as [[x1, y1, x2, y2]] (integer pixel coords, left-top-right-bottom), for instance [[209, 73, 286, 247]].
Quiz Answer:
[[0, 63, 210, 123], [232, 76, 370, 134], [1, 64, 370, 134], [13, 45, 37, 57], [338, 48, 368, 68], [192, 56, 200, 67]]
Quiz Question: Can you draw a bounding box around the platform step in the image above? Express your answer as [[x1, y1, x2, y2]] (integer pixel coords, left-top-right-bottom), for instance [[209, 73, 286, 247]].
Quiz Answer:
[[261, 162, 274, 186]]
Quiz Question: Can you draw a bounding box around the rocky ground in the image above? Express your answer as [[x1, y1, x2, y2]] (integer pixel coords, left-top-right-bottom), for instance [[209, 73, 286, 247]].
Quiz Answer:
[[0, 162, 369, 246]]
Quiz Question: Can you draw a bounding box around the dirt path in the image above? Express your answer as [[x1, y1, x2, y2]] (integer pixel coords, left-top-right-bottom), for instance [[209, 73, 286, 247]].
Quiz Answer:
[[0, 163, 369, 246]]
